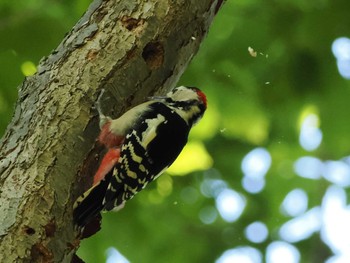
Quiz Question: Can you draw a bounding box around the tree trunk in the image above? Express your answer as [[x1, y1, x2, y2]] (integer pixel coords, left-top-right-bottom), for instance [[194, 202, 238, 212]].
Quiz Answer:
[[0, 0, 225, 262]]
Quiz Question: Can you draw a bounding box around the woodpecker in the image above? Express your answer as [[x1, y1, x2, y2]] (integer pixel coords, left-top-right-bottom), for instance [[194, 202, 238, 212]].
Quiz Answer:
[[73, 86, 207, 226]]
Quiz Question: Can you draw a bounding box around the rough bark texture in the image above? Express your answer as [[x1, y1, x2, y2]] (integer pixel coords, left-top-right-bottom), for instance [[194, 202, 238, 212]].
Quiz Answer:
[[0, 0, 225, 262]]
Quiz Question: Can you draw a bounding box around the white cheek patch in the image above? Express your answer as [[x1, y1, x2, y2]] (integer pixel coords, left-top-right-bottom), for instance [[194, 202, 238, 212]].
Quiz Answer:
[[170, 87, 198, 102]]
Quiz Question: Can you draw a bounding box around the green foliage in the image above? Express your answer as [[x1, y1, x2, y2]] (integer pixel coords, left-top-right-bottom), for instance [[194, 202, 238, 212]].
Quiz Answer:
[[2, 0, 350, 262], [0, 0, 90, 132]]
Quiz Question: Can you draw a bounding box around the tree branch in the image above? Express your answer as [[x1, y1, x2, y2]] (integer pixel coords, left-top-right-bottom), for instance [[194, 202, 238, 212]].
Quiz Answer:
[[0, 0, 225, 262]]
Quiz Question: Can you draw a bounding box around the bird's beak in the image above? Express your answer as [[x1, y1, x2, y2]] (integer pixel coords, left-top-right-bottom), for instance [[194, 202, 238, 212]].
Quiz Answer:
[[148, 96, 167, 101]]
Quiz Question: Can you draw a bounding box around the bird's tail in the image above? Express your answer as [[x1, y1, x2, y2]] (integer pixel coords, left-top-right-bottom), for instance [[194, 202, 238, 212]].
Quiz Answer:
[[73, 171, 112, 227]]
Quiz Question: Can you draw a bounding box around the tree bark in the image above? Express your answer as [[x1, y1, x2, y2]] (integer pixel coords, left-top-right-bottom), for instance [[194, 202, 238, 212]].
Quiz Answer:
[[0, 0, 224, 262]]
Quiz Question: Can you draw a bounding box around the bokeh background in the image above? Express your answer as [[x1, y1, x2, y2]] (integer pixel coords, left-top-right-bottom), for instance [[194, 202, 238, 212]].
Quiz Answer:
[[2, 1, 350, 262]]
